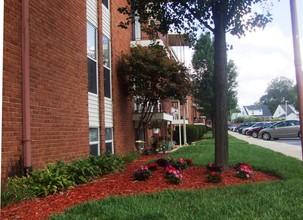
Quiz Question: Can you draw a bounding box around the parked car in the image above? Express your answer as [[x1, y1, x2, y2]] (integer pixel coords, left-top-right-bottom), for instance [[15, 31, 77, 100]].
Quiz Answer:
[[228, 123, 237, 131], [237, 122, 256, 134], [246, 122, 275, 138], [241, 122, 268, 135], [258, 120, 301, 140]]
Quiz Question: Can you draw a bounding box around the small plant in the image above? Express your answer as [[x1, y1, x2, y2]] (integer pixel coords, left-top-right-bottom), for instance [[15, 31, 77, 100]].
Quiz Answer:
[[170, 158, 189, 170], [155, 157, 170, 167], [206, 163, 223, 173], [234, 162, 253, 180], [133, 165, 152, 181], [185, 159, 193, 166], [207, 172, 223, 183], [165, 165, 182, 184], [143, 148, 153, 155], [147, 163, 158, 172]]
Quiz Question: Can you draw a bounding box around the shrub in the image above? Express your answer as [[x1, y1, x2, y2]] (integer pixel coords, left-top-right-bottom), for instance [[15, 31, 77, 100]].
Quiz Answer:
[[206, 163, 223, 173], [1, 154, 125, 208], [133, 166, 152, 181], [234, 162, 253, 180], [207, 172, 223, 183], [165, 165, 183, 184]]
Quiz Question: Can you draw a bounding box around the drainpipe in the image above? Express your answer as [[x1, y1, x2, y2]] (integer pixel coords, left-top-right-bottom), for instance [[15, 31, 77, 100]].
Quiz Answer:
[[22, 0, 32, 171]]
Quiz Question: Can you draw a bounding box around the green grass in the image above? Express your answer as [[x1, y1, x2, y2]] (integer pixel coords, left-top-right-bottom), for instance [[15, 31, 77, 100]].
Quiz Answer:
[[50, 135, 303, 219]]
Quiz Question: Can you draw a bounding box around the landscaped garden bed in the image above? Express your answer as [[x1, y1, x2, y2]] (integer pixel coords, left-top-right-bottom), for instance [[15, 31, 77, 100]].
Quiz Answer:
[[1, 154, 281, 220]]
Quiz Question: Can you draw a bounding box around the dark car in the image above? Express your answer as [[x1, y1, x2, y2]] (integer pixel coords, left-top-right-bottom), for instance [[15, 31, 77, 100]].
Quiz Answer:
[[246, 122, 275, 138], [241, 122, 268, 135], [237, 122, 256, 134]]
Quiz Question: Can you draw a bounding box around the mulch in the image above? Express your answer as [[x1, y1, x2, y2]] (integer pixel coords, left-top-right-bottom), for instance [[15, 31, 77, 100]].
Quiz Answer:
[[1, 154, 281, 220]]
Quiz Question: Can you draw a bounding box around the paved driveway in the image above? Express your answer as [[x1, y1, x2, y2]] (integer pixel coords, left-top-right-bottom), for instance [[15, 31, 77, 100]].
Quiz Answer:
[[228, 131, 303, 161]]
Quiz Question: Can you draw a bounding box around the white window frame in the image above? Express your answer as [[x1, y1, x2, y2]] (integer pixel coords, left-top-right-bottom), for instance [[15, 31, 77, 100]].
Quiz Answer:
[[105, 127, 114, 154], [87, 21, 98, 96], [89, 127, 100, 155], [103, 35, 112, 99]]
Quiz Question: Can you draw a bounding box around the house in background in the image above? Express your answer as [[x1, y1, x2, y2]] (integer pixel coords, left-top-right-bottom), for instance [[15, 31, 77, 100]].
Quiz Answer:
[[239, 105, 272, 120], [273, 104, 299, 120]]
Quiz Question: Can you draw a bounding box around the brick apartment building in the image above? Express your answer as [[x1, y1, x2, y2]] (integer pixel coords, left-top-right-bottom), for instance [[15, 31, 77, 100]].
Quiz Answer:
[[2, 0, 204, 180], [2, 0, 136, 180]]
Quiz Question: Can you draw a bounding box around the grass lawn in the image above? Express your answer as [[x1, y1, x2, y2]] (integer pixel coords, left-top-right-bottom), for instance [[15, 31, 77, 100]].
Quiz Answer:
[[50, 135, 303, 219]]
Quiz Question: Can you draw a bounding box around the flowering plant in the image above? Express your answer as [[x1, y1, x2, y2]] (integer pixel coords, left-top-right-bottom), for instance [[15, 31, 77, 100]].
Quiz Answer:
[[155, 157, 170, 167], [207, 171, 223, 183], [147, 163, 158, 172], [206, 163, 223, 173], [165, 165, 182, 184], [133, 165, 152, 181], [185, 159, 193, 166], [169, 158, 188, 170], [234, 162, 253, 180]]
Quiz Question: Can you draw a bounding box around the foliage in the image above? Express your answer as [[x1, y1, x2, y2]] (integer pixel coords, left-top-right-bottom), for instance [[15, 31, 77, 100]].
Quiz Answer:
[[133, 165, 152, 181], [173, 125, 208, 145], [1, 155, 125, 207], [118, 0, 275, 169], [51, 135, 303, 220], [206, 163, 223, 173], [192, 33, 238, 121], [117, 44, 192, 147], [259, 76, 297, 113], [133, 157, 191, 184], [142, 148, 153, 155], [165, 165, 183, 184], [122, 152, 141, 163], [118, 0, 272, 169], [234, 162, 253, 180], [207, 172, 223, 183], [155, 157, 170, 167]]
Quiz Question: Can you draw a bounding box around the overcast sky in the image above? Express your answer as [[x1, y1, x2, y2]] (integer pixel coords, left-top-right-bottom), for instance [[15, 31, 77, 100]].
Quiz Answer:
[[227, 0, 303, 107]]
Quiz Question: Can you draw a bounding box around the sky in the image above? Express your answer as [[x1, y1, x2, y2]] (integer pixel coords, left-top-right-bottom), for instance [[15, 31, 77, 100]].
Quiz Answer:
[[178, 0, 303, 109], [227, 0, 303, 107]]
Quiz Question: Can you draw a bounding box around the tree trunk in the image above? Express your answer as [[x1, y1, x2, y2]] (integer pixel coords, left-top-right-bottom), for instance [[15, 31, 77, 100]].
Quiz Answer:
[[213, 4, 229, 170]]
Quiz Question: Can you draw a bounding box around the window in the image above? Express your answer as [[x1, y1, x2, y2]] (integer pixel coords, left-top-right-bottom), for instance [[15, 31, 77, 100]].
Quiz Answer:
[[88, 58, 97, 94], [103, 35, 111, 98], [105, 128, 113, 154], [87, 22, 98, 94], [104, 68, 111, 98], [102, 0, 109, 8], [89, 128, 99, 155], [103, 35, 110, 68]]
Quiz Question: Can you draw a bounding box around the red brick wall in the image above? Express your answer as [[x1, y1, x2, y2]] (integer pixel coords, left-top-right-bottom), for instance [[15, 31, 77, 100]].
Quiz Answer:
[[2, 0, 89, 179], [2, 0, 23, 179], [111, 0, 136, 155]]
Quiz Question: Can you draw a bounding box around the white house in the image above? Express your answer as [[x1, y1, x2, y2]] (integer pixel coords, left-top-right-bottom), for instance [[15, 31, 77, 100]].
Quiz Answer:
[[273, 104, 299, 120]]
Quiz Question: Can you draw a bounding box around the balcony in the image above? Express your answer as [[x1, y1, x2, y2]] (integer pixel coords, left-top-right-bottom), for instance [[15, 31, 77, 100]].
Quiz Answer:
[[132, 102, 173, 127]]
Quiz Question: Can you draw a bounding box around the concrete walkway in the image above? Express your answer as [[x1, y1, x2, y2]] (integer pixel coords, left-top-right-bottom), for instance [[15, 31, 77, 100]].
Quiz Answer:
[[228, 131, 303, 161]]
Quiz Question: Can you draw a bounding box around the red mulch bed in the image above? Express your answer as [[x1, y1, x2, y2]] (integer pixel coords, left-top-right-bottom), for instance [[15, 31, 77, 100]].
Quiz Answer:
[[1, 155, 281, 220]]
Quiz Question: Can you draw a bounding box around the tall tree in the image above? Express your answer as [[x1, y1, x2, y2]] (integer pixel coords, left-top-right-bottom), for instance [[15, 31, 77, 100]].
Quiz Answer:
[[259, 76, 297, 113], [119, 0, 274, 169], [117, 44, 192, 150], [192, 33, 238, 129]]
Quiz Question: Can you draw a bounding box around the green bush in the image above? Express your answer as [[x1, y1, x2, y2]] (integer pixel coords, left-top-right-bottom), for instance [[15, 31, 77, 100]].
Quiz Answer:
[[173, 125, 208, 144], [1, 154, 125, 208]]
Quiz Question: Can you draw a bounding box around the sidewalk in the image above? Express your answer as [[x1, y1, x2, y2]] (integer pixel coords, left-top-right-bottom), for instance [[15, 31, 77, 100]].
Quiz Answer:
[[228, 131, 302, 161]]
